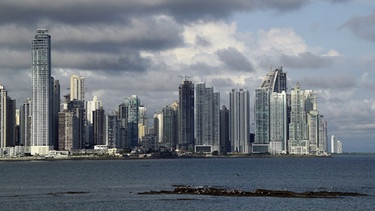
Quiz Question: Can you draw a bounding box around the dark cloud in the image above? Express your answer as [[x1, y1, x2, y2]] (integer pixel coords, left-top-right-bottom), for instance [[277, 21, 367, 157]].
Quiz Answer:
[[0, 0, 332, 26], [300, 74, 356, 90], [341, 10, 375, 42], [279, 52, 332, 69], [216, 47, 254, 71], [53, 51, 150, 72]]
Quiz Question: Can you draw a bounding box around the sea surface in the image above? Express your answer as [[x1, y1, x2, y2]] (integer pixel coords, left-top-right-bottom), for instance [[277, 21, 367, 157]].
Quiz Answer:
[[0, 155, 374, 211]]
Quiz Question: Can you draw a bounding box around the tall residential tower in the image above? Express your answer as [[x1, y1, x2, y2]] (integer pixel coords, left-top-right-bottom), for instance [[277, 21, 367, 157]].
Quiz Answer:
[[178, 78, 195, 151], [31, 29, 52, 155], [230, 88, 250, 153]]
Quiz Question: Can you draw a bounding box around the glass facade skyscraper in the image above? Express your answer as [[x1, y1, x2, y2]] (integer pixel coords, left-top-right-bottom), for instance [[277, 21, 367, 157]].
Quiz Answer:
[[254, 67, 287, 153], [31, 29, 52, 155], [125, 95, 140, 149], [178, 79, 195, 151]]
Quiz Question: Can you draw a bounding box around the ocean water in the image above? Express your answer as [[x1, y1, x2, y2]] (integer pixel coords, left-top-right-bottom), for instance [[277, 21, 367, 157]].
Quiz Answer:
[[0, 155, 374, 211]]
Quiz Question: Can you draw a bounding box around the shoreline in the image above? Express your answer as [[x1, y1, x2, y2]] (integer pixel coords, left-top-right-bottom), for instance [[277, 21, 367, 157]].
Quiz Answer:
[[1, 152, 374, 162], [0, 153, 335, 162]]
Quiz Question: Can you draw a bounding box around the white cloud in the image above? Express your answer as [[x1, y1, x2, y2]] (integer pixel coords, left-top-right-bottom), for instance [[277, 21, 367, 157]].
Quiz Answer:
[[257, 28, 308, 56]]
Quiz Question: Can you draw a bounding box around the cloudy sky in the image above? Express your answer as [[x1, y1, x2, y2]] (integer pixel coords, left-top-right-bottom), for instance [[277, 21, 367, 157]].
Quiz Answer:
[[1, 0, 374, 152]]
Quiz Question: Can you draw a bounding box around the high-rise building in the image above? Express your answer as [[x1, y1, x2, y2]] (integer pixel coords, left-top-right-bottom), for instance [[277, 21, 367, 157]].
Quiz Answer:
[[125, 95, 140, 149], [20, 98, 32, 149], [86, 96, 102, 124], [330, 135, 343, 154], [138, 105, 148, 142], [70, 74, 85, 101], [178, 78, 195, 151], [331, 135, 335, 154], [308, 110, 327, 155], [51, 78, 60, 149], [31, 29, 52, 155], [161, 102, 178, 150], [0, 84, 9, 148], [230, 88, 250, 153], [58, 111, 74, 151], [254, 67, 287, 153], [85, 96, 102, 147], [269, 91, 288, 154], [154, 111, 163, 144], [195, 83, 220, 153], [93, 107, 105, 146], [117, 103, 128, 149], [220, 105, 230, 153], [105, 112, 118, 148], [288, 82, 314, 155]]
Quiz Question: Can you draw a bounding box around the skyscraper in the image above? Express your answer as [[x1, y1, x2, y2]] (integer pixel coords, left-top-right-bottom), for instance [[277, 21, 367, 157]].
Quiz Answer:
[[178, 78, 195, 151], [288, 82, 313, 155], [125, 95, 140, 149], [0, 84, 8, 148], [70, 74, 85, 101], [31, 29, 52, 155], [230, 88, 250, 153], [93, 107, 105, 146], [220, 105, 230, 153], [195, 83, 220, 153], [20, 98, 32, 149], [269, 91, 288, 154], [254, 67, 287, 153], [138, 105, 148, 142], [161, 102, 178, 150], [86, 96, 102, 147]]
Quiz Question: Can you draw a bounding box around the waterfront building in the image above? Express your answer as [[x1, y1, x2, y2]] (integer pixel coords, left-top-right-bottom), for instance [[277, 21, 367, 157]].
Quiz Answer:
[[138, 105, 148, 142], [93, 107, 105, 146], [19, 98, 32, 149], [117, 103, 128, 149], [58, 111, 74, 151], [125, 95, 140, 149], [220, 105, 230, 153], [195, 83, 220, 153], [154, 111, 163, 144], [105, 112, 118, 148], [0, 85, 16, 148], [336, 140, 343, 153], [51, 78, 60, 149], [161, 102, 178, 150], [269, 91, 288, 154], [86, 96, 102, 147], [230, 88, 250, 153], [178, 78, 195, 151], [70, 74, 85, 101], [330, 135, 343, 154], [308, 110, 327, 155], [31, 29, 53, 155], [288, 83, 314, 155], [254, 67, 287, 153]]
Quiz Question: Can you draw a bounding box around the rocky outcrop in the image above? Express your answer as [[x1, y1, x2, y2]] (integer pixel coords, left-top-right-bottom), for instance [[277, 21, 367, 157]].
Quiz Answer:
[[139, 185, 367, 198]]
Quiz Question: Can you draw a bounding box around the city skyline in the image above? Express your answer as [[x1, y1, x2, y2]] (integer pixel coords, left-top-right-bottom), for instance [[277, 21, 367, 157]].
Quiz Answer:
[[0, 1, 374, 152]]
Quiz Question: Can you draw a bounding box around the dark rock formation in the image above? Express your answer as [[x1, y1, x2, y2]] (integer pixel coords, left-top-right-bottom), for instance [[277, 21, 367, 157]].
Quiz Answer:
[[139, 185, 368, 198]]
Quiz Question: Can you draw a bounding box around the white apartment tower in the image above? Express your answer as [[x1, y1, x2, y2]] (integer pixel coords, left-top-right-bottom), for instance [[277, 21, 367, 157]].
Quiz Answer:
[[288, 82, 311, 155], [230, 88, 250, 153], [70, 74, 85, 101], [195, 83, 220, 153], [31, 29, 52, 155], [269, 91, 288, 154], [0, 85, 7, 148]]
